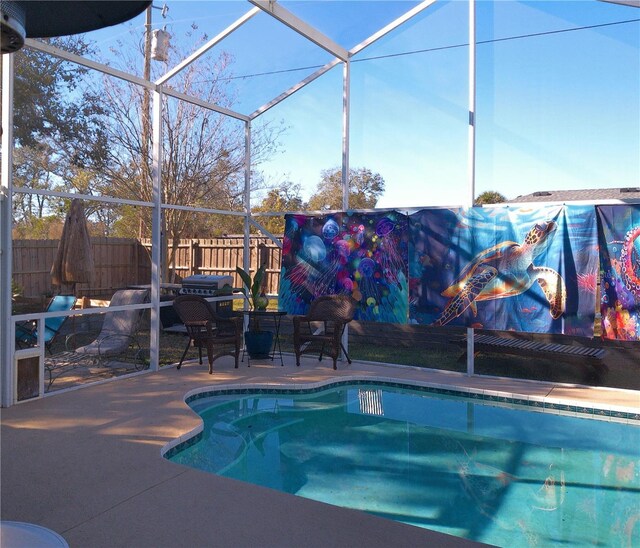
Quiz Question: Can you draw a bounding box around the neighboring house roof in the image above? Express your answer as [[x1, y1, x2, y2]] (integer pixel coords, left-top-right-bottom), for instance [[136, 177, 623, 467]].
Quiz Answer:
[[508, 187, 640, 203]]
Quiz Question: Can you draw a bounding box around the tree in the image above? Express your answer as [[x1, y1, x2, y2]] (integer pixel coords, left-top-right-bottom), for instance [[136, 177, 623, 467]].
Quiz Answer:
[[83, 27, 283, 279], [307, 167, 385, 211], [12, 145, 63, 223], [11, 215, 64, 240], [13, 36, 106, 158], [474, 190, 507, 206], [252, 182, 306, 234], [11, 36, 108, 234]]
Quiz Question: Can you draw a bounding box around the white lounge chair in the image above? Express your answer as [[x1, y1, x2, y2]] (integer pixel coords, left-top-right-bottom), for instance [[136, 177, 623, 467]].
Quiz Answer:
[[67, 289, 149, 369]]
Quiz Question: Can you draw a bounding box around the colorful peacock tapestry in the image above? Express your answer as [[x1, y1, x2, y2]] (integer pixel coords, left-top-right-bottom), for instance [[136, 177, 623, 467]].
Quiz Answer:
[[279, 211, 409, 322], [408, 205, 599, 336], [597, 205, 640, 341]]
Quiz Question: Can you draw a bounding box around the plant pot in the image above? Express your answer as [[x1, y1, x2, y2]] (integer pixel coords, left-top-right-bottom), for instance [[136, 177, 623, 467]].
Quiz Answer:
[[244, 330, 274, 359]]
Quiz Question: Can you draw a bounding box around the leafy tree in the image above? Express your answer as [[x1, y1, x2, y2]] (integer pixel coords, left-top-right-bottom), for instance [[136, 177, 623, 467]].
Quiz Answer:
[[474, 190, 507, 206], [11, 215, 64, 240], [307, 167, 385, 211], [252, 182, 306, 234], [13, 36, 107, 159], [11, 36, 108, 233]]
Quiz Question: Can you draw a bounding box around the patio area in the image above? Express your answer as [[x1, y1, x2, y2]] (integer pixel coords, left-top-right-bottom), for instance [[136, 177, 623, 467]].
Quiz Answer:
[[2, 353, 638, 548], [2, 2, 639, 546]]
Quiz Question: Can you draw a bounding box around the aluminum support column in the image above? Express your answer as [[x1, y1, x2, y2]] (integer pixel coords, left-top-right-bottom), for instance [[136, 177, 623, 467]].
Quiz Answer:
[[1, 54, 14, 406], [243, 120, 251, 309], [467, 0, 477, 376], [150, 89, 163, 371], [341, 59, 351, 211], [341, 59, 351, 359]]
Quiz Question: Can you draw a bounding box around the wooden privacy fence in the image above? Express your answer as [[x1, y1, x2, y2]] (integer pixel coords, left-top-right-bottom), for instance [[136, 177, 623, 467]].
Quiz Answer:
[[13, 238, 151, 298], [141, 236, 282, 294], [14, 236, 283, 298]]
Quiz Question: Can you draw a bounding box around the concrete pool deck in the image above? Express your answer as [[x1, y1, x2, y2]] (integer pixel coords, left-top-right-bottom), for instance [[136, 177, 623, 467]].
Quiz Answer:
[[2, 355, 639, 547]]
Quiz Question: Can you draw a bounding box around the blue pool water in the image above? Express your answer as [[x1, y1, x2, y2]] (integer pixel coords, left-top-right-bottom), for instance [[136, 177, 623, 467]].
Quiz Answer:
[[168, 382, 640, 547]]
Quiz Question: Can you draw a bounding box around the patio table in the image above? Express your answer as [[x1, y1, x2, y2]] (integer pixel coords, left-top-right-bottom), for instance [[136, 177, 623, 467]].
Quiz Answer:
[[238, 310, 287, 367]]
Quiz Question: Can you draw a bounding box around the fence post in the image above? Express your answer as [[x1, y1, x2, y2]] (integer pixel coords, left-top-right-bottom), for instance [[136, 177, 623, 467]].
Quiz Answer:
[[191, 240, 200, 277], [258, 242, 269, 293]]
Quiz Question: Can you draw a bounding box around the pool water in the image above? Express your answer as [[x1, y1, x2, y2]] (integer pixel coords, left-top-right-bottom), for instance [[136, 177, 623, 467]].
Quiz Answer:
[[168, 383, 640, 547]]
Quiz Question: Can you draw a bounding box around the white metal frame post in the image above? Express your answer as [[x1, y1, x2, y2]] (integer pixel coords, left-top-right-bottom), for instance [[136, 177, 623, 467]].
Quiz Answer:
[[149, 89, 163, 371], [341, 58, 351, 358], [342, 60, 351, 211], [1, 54, 15, 406], [467, 0, 477, 376], [243, 120, 252, 293]]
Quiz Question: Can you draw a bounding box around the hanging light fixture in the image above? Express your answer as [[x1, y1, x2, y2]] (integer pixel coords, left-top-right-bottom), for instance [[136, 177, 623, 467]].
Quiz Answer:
[[1, 0, 152, 53], [151, 27, 170, 62]]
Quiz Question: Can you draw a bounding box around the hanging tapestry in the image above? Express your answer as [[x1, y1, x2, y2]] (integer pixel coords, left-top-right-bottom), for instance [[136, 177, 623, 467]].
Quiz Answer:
[[279, 211, 409, 323], [408, 205, 598, 336], [597, 204, 640, 341]]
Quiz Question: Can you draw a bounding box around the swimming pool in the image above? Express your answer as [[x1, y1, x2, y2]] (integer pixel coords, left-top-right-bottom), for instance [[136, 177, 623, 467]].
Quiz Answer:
[[166, 381, 640, 547]]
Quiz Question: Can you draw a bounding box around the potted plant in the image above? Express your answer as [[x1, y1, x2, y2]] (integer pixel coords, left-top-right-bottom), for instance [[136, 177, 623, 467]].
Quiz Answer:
[[236, 264, 273, 358]]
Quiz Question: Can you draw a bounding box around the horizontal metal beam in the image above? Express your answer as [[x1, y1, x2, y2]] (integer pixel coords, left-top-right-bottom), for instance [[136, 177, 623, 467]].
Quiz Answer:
[[12, 302, 151, 323], [250, 58, 341, 119], [249, 0, 349, 61], [25, 39, 248, 122], [25, 39, 153, 89], [156, 6, 261, 85], [250, 204, 465, 217], [12, 187, 153, 208], [160, 203, 247, 217]]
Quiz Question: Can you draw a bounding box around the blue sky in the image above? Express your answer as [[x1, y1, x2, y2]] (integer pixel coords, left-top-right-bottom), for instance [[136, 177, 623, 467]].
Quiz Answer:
[[86, 1, 640, 208]]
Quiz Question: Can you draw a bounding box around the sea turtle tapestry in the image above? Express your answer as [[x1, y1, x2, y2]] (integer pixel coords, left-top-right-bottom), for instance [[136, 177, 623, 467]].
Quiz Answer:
[[279, 211, 409, 323], [597, 204, 640, 341], [408, 205, 598, 336]]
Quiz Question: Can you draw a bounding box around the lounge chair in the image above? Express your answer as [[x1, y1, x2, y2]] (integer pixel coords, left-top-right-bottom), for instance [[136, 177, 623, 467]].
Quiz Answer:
[[293, 295, 357, 369], [66, 289, 149, 369], [172, 294, 243, 373], [15, 295, 77, 353]]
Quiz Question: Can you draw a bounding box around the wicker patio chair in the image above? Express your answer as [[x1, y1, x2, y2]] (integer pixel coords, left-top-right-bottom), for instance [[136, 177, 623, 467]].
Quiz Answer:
[[293, 294, 357, 370], [172, 295, 243, 373]]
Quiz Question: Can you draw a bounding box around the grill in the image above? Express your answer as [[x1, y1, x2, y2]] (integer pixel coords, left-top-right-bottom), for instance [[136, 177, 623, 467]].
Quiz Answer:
[[179, 275, 233, 296], [179, 275, 235, 318]]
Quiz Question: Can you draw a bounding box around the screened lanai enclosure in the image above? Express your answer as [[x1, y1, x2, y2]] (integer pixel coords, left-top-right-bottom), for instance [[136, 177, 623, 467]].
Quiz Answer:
[[1, 0, 639, 406]]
